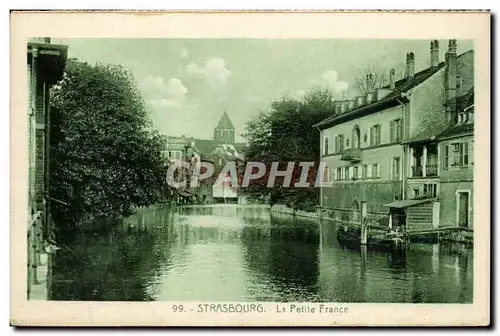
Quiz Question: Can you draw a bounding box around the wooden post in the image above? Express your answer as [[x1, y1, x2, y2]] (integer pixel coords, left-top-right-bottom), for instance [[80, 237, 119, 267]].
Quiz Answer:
[[360, 201, 368, 245]]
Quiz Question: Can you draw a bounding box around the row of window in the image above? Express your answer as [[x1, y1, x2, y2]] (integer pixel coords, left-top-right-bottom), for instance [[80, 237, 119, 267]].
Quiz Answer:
[[216, 129, 234, 138], [324, 157, 401, 182], [323, 118, 403, 155], [413, 183, 438, 198], [163, 150, 183, 160], [443, 140, 474, 169]]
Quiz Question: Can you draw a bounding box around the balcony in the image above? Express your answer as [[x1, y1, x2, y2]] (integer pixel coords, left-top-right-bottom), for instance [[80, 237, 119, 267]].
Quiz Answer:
[[426, 164, 438, 177], [410, 143, 439, 178], [340, 147, 362, 163], [411, 166, 423, 177], [411, 164, 438, 178]]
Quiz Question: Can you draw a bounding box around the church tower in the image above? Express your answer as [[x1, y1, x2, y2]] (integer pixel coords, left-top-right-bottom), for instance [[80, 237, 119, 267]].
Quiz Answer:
[[213, 111, 235, 144]]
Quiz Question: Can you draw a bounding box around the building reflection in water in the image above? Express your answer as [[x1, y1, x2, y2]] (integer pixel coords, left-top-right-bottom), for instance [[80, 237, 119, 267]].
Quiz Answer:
[[50, 205, 472, 303]]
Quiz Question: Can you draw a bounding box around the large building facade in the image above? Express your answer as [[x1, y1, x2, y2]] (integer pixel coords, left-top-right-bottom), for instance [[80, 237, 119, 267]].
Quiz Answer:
[[315, 39, 474, 231], [27, 38, 68, 299]]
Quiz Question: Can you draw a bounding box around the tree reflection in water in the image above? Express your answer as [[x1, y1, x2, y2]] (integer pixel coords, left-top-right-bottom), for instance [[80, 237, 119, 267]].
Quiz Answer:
[[50, 208, 175, 301]]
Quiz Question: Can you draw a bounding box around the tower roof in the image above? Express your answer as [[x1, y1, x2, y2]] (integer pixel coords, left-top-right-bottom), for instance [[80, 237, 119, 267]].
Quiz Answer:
[[215, 111, 235, 130]]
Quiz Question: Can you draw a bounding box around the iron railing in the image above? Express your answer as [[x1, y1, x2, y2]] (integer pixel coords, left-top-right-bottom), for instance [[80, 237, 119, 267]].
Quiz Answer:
[[27, 211, 44, 295]]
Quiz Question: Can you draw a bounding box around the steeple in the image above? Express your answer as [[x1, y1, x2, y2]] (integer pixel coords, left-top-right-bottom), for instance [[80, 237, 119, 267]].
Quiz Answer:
[[214, 111, 235, 144]]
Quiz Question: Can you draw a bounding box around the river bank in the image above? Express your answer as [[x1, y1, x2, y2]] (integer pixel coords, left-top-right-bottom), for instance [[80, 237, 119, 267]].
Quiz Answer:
[[50, 204, 473, 303], [269, 204, 473, 245]]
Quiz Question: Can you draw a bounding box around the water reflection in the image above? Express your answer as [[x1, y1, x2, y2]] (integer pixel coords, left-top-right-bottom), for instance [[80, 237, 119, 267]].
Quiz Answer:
[[51, 205, 473, 303]]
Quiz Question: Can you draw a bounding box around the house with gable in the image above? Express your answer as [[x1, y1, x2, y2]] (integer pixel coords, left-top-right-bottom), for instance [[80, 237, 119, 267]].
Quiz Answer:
[[401, 40, 474, 230], [314, 39, 474, 231]]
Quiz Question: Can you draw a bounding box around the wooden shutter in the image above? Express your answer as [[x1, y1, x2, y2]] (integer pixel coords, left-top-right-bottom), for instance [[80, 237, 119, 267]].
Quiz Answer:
[[470, 140, 474, 164], [390, 120, 395, 143], [443, 145, 449, 169]]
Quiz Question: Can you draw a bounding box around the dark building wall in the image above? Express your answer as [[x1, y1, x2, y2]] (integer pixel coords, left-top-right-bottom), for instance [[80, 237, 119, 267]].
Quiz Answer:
[[409, 68, 447, 138], [439, 135, 474, 181], [439, 181, 474, 228], [406, 202, 434, 231], [438, 135, 474, 229], [456, 51, 474, 97], [322, 181, 401, 214]]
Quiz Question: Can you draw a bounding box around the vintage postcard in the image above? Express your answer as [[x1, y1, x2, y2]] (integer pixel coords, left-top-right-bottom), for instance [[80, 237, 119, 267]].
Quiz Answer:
[[10, 10, 490, 327]]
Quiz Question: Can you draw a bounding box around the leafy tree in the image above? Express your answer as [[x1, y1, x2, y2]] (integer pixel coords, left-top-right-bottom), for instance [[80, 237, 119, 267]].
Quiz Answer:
[[241, 88, 337, 211], [49, 60, 167, 230]]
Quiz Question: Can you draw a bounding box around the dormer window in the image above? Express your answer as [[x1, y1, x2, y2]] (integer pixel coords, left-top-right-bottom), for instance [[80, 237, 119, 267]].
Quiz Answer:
[[366, 93, 374, 104], [458, 112, 468, 125]]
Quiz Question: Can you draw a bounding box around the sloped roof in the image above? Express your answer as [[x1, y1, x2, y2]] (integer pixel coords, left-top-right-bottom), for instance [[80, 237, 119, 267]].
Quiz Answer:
[[438, 122, 474, 138], [438, 88, 475, 138], [314, 63, 445, 129], [445, 87, 474, 111], [403, 122, 452, 144], [233, 142, 247, 152], [28, 42, 68, 85], [193, 139, 217, 154], [215, 111, 235, 130], [384, 198, 435, 208]]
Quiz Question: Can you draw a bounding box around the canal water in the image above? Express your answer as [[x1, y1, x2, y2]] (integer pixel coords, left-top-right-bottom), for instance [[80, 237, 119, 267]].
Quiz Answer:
[[50, 205, 473, 303]]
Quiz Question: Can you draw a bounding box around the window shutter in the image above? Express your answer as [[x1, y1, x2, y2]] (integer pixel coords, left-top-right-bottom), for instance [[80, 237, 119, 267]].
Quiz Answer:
[[390, 121, 394, 143], [463, 142, 469, 165], [358, 166, 363, 179], [368, 127, 372, 146], [470, 140, 474, 164], [367, 164, 372, 178], [390, 158, 394, 179], [349, 167, 354, 179], [443, 145, 449, 169]]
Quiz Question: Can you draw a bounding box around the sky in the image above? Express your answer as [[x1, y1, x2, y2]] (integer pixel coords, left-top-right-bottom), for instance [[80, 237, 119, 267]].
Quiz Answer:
[[53, 38, 473, 141]]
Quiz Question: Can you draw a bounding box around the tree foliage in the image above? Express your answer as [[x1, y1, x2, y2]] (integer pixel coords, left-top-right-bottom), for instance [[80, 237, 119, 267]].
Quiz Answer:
[[241, 88, 337, 211], [49, 60, 167, 229]]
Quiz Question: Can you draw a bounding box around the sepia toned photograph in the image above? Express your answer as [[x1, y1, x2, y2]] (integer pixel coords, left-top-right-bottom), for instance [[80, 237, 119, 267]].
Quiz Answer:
[[11, 11, 490, 327]]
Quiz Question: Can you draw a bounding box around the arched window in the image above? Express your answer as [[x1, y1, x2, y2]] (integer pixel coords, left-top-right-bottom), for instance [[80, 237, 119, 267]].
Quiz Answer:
[[352, 125, 361, 148], [352, 199, 360, 210]]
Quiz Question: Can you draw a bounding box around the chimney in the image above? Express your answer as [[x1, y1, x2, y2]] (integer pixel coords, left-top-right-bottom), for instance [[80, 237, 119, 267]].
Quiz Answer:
[[356, 96, 365, 107], [445, 39, 458, 121], [366, 73, 374, 92], [335, 104, 341, 114], [430, 40, 439, 68], [406, 52, 415, 79], [340, 102, 347, 113], [389, 68, 395, 90], [366, 92, 374, 104]]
